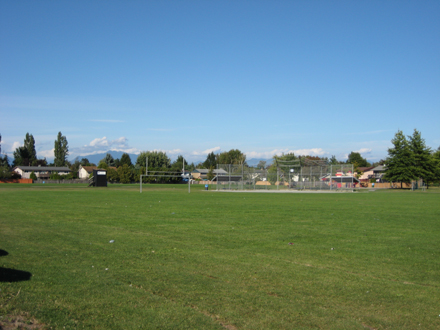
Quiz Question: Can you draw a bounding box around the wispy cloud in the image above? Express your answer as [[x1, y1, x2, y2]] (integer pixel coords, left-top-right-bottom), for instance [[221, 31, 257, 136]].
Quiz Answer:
[[354, 148, 372, 155], [191, 147, 221, 156]]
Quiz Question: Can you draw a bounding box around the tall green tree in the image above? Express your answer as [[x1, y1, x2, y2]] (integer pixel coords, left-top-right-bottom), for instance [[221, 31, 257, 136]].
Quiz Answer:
[[24, 133, 37, 165], [136, 151, 170, 169], [217, 149, 246, 165], [408, 129, 437, 186], [203, 152, 217, 169], [0, 166, 12, 179], [171, 155, 187, 171], [80, 158, 91, 166], [384, 130, 416, 188], [0, 155, 9, 167], [101, 153, 116, 167], [13, 146, 30, 166], [54, 132, 69, 167], [329, 155, 339, 165], [346, 152, 370, 167], [257, 160, 266, 169], [120, 153, 133, 167], [117, 164, 133, 183]]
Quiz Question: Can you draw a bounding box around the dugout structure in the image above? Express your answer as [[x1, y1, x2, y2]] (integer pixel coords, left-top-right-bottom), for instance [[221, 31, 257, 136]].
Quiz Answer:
[[92, 169, 107, 187], [215, 160, 358, 191]]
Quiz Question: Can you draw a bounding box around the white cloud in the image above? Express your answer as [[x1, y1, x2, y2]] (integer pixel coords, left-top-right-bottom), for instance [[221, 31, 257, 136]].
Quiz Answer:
[[69, 136, 138, 158], [355, 148, 372, 155], [191, 146, 221, 156], [39, 148, 54, 158], [90, 137, 110, 147], [11, 141, 21, 151]]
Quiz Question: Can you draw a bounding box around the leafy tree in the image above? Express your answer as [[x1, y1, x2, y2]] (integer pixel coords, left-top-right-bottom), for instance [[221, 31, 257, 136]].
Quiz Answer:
[[207, 167, 215, 181], [0, 155, 9, 167], [217, 149, 246, 165], [101, 153, 115, 167], [107, 168, 119, 183], [117, 164, 133, 183], [97, 161, 109, 170], [30, 171, 38, 180], [384, 130, 416, 188], [257, 160, 266, 169], [136, 151, 170, 169], [329, 155, 339, 165], [13, 146, 30, 166], [54, 132, 69, 167], [171, 155, 188, 171], [203, 152, 217, 169], [372, 159, 386, 167], [24, 133, 37, 165], [409, 129, 437, 186], [186, 162, 196, 172], [80, 158, 92, 166], [346, 152, 370, 167], [35, 158, 47, 166], [0, 166, 12, 179], [119, 153, 133, 167]]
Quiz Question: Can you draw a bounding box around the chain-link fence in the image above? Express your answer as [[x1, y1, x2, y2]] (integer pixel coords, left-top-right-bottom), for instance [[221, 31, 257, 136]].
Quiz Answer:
[[214, 163, 357, 191]]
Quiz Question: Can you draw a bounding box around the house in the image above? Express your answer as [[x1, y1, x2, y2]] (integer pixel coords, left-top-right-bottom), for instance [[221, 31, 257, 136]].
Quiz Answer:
[[357, 166, 375, 182], [78, 165, 117, 179], [371, 165, 386, 182], [12, 166, 71, 179]]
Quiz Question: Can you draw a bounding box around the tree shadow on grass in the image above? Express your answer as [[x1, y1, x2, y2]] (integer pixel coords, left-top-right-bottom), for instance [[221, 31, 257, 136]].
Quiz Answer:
[[0, 249, 32, 283]]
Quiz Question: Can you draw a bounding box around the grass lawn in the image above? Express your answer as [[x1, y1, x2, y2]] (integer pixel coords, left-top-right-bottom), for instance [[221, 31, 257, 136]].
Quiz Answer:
[[1, 184, 440, 329]]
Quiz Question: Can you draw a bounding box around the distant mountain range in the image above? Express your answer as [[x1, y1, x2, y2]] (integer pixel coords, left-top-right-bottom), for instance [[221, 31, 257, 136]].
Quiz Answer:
[[72, 151, 138, 165]]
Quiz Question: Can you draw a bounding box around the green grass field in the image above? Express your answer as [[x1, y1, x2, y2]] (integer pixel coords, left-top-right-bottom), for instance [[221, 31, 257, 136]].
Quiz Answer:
[[1, 184, 440, 329]]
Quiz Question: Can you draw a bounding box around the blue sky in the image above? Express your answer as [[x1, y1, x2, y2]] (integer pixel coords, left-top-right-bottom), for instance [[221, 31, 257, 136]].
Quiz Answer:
[[1, 1, 439, 164]]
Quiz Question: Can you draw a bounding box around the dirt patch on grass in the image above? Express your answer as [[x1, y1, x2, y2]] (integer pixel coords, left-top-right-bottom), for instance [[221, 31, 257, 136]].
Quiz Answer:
[[0, 314, 45, 330]]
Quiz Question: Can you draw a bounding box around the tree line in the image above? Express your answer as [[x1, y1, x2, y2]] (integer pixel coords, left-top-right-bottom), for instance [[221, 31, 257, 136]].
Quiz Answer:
[[2, 130, 439, 186]]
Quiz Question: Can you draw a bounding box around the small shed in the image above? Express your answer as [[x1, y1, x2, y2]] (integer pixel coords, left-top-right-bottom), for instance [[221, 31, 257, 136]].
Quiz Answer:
[[93, 169, 107, 187]]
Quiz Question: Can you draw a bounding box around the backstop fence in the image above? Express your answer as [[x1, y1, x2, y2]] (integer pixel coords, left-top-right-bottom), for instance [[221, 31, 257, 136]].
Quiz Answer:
[[214, 162, 357, 191]]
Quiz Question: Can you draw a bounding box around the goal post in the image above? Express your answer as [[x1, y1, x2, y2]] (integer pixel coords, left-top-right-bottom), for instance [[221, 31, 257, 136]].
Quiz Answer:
[[139, 156, 191, 193]]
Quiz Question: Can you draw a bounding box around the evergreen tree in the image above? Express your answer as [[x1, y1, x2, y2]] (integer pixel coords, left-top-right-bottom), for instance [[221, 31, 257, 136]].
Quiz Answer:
[[171, 155, 187, 171], [120, 153, 133, 167], [329, 155, 339, 165], [203, 152, 217, 169], [384, 130, 416, 188], [24, 133, 37, 165], [101, 153, 115, 167], [0, 155, 9, 167], [54, 132, 69, 167], [409, 129, 437, 186], [0, 166, 12, 179], [13, 146, 30, 166]]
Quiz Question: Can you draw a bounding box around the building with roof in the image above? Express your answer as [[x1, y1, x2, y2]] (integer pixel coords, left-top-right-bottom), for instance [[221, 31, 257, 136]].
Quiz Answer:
[[191, 168, 228, 180], [12, 166, 71, 179]]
